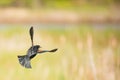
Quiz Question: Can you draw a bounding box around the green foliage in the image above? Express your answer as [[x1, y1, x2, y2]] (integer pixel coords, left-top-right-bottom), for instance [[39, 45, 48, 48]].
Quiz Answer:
[[0, 0, 13, 7], [0, 0, 119, 8]]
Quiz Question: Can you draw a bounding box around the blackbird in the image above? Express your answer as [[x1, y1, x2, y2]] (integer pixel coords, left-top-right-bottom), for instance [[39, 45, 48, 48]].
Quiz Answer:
[[18, 27, 58, 68]]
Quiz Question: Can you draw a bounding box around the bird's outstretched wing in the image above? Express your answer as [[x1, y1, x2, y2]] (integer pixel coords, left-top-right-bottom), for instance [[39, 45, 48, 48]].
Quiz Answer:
[[49, 48, 58, 52], [38, 48, 58, 53], [29, 26, 34, 47]]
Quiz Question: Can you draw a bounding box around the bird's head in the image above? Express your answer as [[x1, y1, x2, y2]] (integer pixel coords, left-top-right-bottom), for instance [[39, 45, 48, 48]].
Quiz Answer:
[[35, 45, 41, 48], [30, 45, 41, 52]]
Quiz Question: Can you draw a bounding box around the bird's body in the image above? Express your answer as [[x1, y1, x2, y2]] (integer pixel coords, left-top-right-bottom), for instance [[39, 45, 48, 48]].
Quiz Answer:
[[18, 27, 58, 69], [27, 45, 40, 59]]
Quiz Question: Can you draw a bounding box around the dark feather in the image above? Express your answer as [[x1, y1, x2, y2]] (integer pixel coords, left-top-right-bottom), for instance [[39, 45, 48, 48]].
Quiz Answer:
[[30, 26, 34, 46], [49, 48, 58, 52]]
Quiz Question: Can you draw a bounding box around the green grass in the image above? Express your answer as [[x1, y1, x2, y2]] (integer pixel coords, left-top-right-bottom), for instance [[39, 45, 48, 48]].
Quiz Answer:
[[0, 25, 119, 80]]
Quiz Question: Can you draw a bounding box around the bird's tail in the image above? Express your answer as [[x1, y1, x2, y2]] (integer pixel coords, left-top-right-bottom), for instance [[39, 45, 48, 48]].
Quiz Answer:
[[17, 55, 32, 68]]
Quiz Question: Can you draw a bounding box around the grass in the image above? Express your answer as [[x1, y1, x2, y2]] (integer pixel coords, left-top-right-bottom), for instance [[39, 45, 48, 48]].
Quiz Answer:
[[0, 25, 119, 80]]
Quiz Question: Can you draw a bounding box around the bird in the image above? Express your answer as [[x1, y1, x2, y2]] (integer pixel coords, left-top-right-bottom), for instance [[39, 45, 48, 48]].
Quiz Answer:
[[17, 27, 58, 68]]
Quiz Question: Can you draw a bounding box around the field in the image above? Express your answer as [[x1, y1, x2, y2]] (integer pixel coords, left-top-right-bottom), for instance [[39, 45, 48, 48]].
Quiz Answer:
[[0, 25, 119, 80]]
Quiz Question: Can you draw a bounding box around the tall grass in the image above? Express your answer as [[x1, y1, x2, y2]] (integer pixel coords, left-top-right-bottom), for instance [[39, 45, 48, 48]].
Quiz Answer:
[[0, 26, 119, 80]]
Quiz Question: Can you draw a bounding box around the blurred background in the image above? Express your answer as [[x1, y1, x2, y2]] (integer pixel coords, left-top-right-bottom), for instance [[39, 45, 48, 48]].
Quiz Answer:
[[0, 0, 120, 80]]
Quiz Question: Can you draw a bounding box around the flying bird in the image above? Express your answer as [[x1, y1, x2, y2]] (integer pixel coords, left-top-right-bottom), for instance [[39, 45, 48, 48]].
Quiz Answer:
[[18, 27, 58, 68]]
